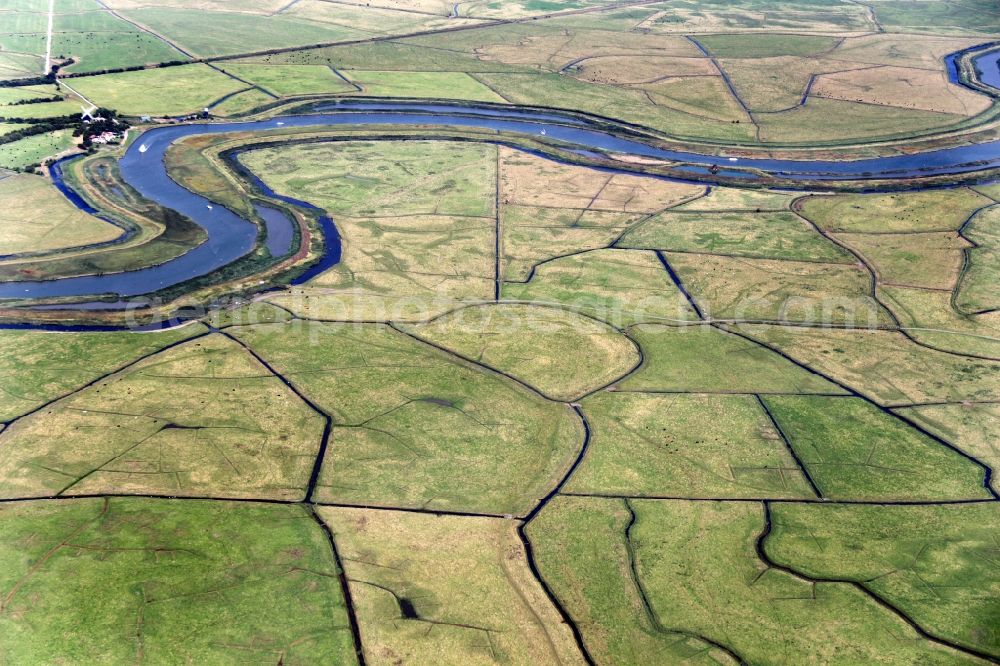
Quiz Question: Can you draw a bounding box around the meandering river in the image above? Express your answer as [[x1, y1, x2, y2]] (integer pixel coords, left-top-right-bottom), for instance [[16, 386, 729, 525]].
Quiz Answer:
[[6, 93, 1000, 303]]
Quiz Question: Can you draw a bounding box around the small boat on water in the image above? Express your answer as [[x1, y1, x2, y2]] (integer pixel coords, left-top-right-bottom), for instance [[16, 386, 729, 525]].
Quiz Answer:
[[206, 204, 213, 210], [139, 144, 148, 153]]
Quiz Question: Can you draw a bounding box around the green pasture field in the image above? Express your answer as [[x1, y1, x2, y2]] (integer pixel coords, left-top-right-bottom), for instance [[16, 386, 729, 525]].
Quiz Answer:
[[629, 500, 982, 664], [209, 88, 275, 116], [534, 498, 973, 665], [618, 210, 853, 263], [641, 75, 749, 124], [409, 303, 641, 401], [538, 1, 871, 34], [242, 139, 497, 314], [898, 403, 1000, 490], [0, 325, 204, 422], [501, 206, 636, 282], [0, 129, 76, 169], [0, 334, 324, 500], [734, 324, 1000, 405], [284, 0, 459, 35], [0, 100, 82, 119], [0, 52, 44, 82], [618, 324, 842, 394], [763, 395, 990, 500], [502, 249, 702, 326], [220, 63, 355, 97], [666, 252, 890, 325], [255, 38, 532, 73], [528, 497, 740, 665], [673, 186, 798, 211], [696, 33, 842, 58], [767, 501, 1000, 655], [498, 145, 703, 280], [287, 210, 495, 315], [835, 231, 970, 291], [205, 302, 295, 329], [800, 189, 994, 233], [242, 140, 495, 218], [956, 205, 1000, 313], [567, 392, 817, 498], [0, 498, 357, 663], [67, 64, 246, 116], [474, 72, 758, 143], [230, 321, 583, 515], [869, 0, 1000, 34], [0, 85, 61, 105], [755, 97, 966, 144], [343, 70, 508, 103], [53, 32, 186, 74], [714, 56, 846, 112], [878, 285, 1000, 358], [0, 122, 31, 139], [117, 7, 367, 57]]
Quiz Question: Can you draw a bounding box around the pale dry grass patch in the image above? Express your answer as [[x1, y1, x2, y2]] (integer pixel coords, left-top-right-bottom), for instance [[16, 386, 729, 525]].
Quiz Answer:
[[320, 507, 586, 666], [812, 65, 991, 116]]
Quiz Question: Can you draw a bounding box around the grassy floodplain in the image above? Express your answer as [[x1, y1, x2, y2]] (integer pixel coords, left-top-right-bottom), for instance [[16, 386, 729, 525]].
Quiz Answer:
[[245, 139, 497, 319], [67, 65, 247, 116], [733, 324, 1000, 405], [619, 325, 845, 394], [618, 210, 854, 263], [1, 0, 1000, 661], [878, 285, 1000, 358], [666, 252, 891, 325], [0, 174, 121, 255], [531, 498, 979, 665], [229, 321, 583, 515], [409, 304, 641, 401], [0, 335, 325, 500], [567, 392, 818, 499], [502, 249, 701, 326], [497, 146, 704, 281], [957, 205, 1000, 314], [526, 497, 741, 665], [898, 403, 1000, 489], [766, 502, 1000, 655], [0, 324, 205, 422], [762, 396, 991, 500], [0, 498, 357, 664], [320, 508, 584, 665]]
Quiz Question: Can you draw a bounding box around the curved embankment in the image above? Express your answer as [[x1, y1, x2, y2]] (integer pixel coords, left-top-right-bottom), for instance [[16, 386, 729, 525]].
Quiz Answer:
[[947, 42, 1000, 95], [7, 96, 1000, 307]]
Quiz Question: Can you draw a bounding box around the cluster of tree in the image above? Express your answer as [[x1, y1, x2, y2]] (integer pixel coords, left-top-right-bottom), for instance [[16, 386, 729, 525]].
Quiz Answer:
[[0, 113, 78, 128], [58, 60, 189, 80], [0, 108, 127, 156], [0, 75, 56, 89], [7, 97, 57, 106], [0, 57, 191, 90], [78, 108, 130, 148]]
